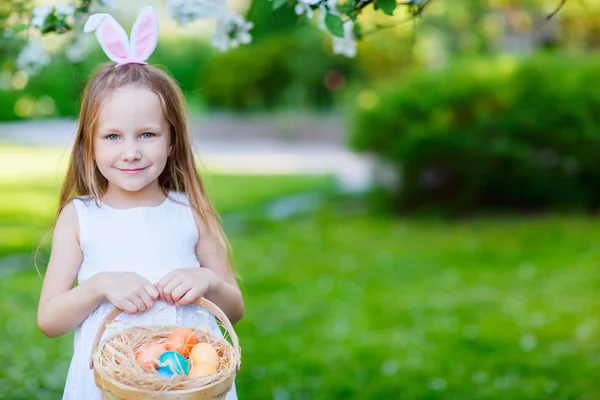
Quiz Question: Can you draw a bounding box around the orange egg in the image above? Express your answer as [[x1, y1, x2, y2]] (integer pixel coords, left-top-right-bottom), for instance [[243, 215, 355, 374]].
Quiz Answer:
[[136, 343, 167, 370], [190, 342, 219, 366], [165, 328, 198, 357], [189, 361, 217, 377]]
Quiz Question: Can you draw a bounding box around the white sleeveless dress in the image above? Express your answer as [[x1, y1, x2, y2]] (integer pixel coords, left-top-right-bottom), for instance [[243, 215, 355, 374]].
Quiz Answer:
[[62, 191, 238, 399]]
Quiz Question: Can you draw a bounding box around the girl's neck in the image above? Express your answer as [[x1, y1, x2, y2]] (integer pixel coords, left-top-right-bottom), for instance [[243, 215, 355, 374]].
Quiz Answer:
[[102, 182, 167, 209]]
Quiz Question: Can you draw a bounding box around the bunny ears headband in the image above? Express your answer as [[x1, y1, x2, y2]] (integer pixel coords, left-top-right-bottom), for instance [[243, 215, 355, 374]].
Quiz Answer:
[[84, 6, 159, 66]]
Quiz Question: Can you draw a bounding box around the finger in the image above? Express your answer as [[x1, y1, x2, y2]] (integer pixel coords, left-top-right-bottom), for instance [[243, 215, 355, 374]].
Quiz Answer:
[[121, 299, 138, 314], [156, 273, 175, 293], [162, 277, 181, 294], [162, 278, 182, 305], [153, 284, 165, 301], [157, 278, 176, 304], [144, 282, 159, 300], [177, 287, 201, 306], [162, 290, 173, 306], [129, 296, 146, 313], [139, 290, 154, 311], [171, 282, 191, 303]]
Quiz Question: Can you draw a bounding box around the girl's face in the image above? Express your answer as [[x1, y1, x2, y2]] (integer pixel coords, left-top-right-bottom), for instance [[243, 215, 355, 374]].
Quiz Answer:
[[94, 85, 171, 194]]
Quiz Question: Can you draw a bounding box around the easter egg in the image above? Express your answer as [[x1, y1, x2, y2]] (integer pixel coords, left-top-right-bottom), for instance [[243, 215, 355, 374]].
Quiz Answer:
[[189, 361, 217, 378], [135, 343, 167, 370], [190, 343, 219, 367], [157, 351, 190, 375], [156, 368, 173, 379], [166, 328, 198, 357]]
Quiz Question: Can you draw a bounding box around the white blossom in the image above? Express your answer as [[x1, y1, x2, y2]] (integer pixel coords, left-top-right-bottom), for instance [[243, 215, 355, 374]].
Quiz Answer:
[[166, 0, 228, 25], [332, 20, 357, 57], [17, 41, 51, 75], [322, 0, 339, 13], [298, 0, 321, 5], [56, 4, 75, 16], [31, 6, 51, 28], [277, 0, 320, 17], [212, 12, 254, 52], [317, 0, 339, 30], [315, 0, 355, 58], [318, 7, 327, 30], [294, 2, 314, 18]]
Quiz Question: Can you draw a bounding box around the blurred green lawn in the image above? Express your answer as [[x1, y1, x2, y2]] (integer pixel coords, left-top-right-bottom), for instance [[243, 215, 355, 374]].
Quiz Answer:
[[1, 146, 599, 399]]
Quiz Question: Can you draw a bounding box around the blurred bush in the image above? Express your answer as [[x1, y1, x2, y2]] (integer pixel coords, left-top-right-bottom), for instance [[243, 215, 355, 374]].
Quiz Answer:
[[0, 55, 81, 121], [0, 25, 365, 120], [351, 53, 600, 213], [200, 27, 359, 111], [0, 38, 215, 121], [246, 0, 300, 42], [151, 38, 215, 100]]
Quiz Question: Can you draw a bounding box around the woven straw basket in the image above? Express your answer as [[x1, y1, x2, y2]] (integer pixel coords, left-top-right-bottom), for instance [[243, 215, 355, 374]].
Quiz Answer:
[[90, 298, 241, 400]]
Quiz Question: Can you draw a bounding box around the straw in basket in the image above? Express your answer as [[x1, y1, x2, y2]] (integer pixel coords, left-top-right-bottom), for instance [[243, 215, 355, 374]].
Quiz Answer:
[[90, 298, 241, 400]]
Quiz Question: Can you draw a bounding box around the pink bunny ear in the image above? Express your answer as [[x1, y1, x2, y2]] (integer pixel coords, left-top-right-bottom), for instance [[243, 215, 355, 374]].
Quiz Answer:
[[84, 13, 130, 64], [129, 6, 159, 62]]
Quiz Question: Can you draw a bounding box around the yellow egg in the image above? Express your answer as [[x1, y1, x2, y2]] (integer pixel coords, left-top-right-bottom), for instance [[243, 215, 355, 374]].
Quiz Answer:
[[190, 342, 219, 366], [189, 361, 217, 377]]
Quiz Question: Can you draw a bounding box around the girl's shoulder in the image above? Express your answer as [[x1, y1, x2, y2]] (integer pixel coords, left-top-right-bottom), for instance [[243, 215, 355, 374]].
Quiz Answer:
[[168, 191, 192, 206], [72, 194, 96, 203], [70, 195, 99, 211], [69, 196, 98, 225], [168, 191, 200, 229]]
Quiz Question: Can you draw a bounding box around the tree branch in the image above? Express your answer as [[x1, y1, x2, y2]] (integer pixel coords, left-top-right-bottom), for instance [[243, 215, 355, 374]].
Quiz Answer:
[[348, 0, 373, 22], [547, 0, 567, 20]]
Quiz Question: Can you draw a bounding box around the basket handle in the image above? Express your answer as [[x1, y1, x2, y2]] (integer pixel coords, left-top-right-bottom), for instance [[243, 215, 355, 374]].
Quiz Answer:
[[89, 298, 241, 371]]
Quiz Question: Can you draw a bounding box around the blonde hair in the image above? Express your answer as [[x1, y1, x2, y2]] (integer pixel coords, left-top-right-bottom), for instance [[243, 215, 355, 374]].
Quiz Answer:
[[37, 62, 231, 272]]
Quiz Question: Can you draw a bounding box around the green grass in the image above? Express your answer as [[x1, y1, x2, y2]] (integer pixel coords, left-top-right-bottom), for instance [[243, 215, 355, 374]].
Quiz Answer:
[[231, 209, 600, 399], [1, 146, 599, 399], [3, 206, 600, 399]]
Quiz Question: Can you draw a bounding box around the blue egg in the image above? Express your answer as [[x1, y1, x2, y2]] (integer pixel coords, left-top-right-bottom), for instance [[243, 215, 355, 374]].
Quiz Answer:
[[156, 369, 173, 379], [157, 351, 190, 375]]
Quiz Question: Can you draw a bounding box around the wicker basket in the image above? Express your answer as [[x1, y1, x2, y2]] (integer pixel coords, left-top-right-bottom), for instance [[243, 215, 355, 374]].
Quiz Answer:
[[89, 298, 241, 400]]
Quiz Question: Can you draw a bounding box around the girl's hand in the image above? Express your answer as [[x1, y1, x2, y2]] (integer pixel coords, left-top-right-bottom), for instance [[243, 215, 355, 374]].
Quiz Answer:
[[155, 268, 220, 306], [100, 272, 159, 314]]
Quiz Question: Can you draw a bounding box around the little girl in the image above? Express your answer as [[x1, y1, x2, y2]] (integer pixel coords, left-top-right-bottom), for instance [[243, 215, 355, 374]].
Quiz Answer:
[[36, 7, 243, 399]]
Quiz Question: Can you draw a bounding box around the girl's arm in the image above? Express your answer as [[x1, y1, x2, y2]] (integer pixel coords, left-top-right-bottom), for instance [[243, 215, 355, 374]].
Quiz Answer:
[[194, 211, 245, 325], [38, 202, 159, 338], [154, 210, 245, 324], [37, 202, 105, 338]]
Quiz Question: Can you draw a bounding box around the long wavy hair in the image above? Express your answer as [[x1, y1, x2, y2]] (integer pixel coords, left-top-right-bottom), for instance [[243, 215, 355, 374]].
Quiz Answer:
[[37, 62, 231, 272]]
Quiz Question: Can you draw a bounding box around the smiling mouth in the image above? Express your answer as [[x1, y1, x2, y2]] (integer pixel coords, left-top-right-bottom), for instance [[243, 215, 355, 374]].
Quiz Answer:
[[118, 167, 148, 175]]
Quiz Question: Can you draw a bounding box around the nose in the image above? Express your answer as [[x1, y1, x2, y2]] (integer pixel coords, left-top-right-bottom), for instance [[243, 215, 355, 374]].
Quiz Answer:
[[121, 139, 141, 162]]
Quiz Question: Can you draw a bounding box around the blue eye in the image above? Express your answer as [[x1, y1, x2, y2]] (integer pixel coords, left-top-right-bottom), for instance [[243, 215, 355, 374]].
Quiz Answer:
[[141, 132, 154, 139], [107, 134, 119, 140]]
